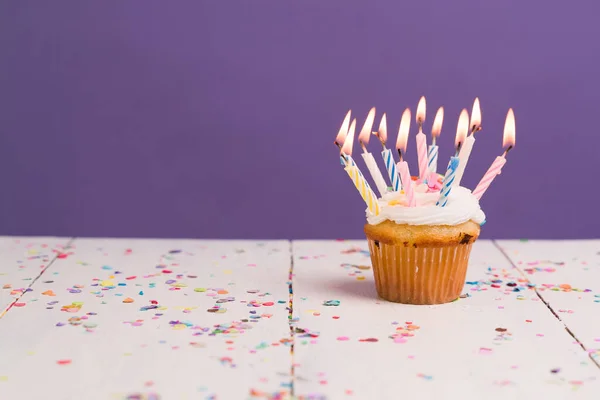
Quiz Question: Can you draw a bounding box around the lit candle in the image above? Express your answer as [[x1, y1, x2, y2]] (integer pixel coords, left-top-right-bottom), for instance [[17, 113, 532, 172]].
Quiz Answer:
[[335, 110, 352, 165], [415, 96, 429, 181], [396, 109, 416, 207], [342, 119, 381, 215], [454, 98, 482, 187], [472, 109, 515, 200], [375, 114, 401, 192], [437, 109, 469, 207], [358, 107, 388, 196], [341, 118, 371, 189], [428, 107, 444, 174]]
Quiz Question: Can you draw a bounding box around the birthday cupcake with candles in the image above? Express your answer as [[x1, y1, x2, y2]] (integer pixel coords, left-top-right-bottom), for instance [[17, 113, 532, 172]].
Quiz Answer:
[[336, 97, 515, 305]]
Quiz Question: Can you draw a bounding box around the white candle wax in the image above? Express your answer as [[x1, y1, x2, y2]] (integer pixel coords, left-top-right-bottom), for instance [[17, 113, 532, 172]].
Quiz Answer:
[[361, 152, 388, 197], [454, 135, 475, 187]]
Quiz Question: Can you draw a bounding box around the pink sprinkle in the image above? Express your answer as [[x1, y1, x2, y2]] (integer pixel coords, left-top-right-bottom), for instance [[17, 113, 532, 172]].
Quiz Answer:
[[479, 347, 493, 355], [56, 359, 71, 365], [13, 303, 26, 307], [536, 333, 544, 337], [336, 336, 350, 341]]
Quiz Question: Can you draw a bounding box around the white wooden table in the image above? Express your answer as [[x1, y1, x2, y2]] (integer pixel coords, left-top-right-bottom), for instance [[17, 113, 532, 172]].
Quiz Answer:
[[0, 237, 598, 399]]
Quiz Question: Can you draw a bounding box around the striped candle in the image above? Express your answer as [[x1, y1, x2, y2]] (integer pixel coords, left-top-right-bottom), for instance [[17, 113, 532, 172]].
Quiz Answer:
[[428, 107, 444, 175], [473, 108, 515, 200], [416, 131, 429, 180], [345, 164, 381, 215], [427, 145, 438, 174], [472, 156, 506, 200], [340, 119, 372, 190], [382, 149, 400, 191], [397, 161, 416, 207], [415, 97, 428, 181], [436, 157, 460, 207]]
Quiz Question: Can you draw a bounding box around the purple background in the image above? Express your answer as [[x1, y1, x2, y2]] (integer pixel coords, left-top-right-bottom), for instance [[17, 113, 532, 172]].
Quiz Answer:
[[0, 1, 598, 239]]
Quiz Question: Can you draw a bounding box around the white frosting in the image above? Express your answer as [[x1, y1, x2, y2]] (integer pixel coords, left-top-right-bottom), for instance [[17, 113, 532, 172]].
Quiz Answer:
[[366, 185, 486, 226]]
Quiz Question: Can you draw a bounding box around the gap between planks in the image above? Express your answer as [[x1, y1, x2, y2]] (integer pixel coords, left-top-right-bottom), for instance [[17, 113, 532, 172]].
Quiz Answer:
[[287, 240, 296, 398], [492, 240, 600, 370], [0, 237, 76, 319]]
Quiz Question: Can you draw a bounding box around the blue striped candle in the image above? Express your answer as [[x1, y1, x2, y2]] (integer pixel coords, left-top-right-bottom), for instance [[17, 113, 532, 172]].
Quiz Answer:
[[381, 148, 401, 191], [427, 145, 438, 174], [436, 156, 460, 207]]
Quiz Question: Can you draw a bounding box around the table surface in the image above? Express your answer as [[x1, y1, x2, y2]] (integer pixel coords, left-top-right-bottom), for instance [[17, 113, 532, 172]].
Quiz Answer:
[[0, 237, 598, 400]]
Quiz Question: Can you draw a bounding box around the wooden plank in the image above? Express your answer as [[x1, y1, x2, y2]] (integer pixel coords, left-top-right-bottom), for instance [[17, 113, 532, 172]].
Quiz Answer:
[[292, 240, 600, 399], [496, 239, 600, 357], [0, 239, 292, 399], [0, 236, 72, 312]]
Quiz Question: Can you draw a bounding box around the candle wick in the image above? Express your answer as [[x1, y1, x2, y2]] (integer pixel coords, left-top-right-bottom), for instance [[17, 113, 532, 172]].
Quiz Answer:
[[470, 125, 482, 137], [340, 152, 350, 165], [455, 141, 463, 157], [431, 137, 437, 147], [397, 149, 403, 162], [334, 141, 342, 150], [360, 141, 368, 154], [502, 145, 513, 158], [375, 133, 386, 149]]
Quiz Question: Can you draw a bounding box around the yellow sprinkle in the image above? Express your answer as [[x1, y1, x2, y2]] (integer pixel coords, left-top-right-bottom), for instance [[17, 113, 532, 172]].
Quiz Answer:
[[356, 276, 366, 281], [388, 199, 400, 206], [0, 376, 7, 382], [223, 270, 232, 275], [100, 280, 114, 287]]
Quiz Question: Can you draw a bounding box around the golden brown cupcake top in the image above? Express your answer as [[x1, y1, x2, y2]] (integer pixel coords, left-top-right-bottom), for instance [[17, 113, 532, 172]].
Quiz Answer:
[[364, 220, 480, 247]]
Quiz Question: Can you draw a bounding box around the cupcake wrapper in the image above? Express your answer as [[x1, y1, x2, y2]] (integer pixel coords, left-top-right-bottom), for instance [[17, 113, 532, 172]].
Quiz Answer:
[[366, 239, 474, 305]]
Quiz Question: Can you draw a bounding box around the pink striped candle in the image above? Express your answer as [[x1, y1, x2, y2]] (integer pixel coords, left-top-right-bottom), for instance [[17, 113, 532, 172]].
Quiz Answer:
[[415, 96, 429, 180], [397, 161, 416, 207], [472, 156, 506, 200], [416, 131, 428, 180], [472, 109, 515, 200], [395, 108, 415, 207]]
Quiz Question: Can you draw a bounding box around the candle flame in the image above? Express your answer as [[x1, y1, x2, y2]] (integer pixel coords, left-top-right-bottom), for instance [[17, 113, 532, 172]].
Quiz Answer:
[[455, 109, 469, 149], [377, 113, 387, 143], [335, 110, 352, 146], [432, 107, 444, 137], [416, 96, 426, 124], [396, 108, 411, 153], [342, 118, 357, 156], [358, 107, 376, 145], [470, 98, 481, 132], [503, 108, 516, 148]]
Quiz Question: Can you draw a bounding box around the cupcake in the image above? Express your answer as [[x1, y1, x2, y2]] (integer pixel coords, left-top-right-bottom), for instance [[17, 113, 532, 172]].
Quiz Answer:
[[363, 181, 485, 305], [337, 99, 513, 305]]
